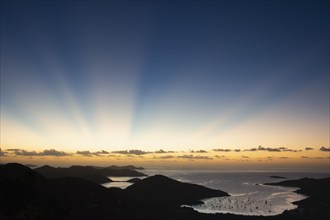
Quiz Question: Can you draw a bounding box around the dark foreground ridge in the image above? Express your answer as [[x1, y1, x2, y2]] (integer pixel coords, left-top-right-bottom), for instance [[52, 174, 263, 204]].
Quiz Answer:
[[127, 177, 141, 183], [34, 164, 146, 184], [269, 175, 287, 179], [264, 177, 330, 220], [126, 175, 229, 205], [0, 163, 329, 220]]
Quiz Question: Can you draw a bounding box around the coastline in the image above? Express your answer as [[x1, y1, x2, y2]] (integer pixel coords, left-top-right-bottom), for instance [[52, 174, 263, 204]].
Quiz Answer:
[[0, 163, 329, 220]]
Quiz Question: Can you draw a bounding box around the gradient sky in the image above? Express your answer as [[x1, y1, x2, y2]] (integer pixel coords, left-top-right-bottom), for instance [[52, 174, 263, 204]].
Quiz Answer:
[[1, 0, 329, 168]]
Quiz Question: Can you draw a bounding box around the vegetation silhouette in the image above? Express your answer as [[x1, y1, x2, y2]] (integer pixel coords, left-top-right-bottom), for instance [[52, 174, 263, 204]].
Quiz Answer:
[[0, 163, 329, 220]]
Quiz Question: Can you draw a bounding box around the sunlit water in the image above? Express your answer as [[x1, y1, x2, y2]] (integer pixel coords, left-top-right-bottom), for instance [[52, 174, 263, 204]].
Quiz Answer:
[[182, 185, 305, 216], [103, 169, 329, 216], [102, 176, 146, 189]]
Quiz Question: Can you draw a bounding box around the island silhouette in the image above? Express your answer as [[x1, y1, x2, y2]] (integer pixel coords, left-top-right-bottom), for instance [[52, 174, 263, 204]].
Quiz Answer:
[[34, 165, 145, 184], [0, 163, 329, 220]]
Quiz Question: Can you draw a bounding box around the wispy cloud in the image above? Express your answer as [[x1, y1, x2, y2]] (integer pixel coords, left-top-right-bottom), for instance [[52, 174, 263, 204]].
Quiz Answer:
[[95, 150, 110, 154], [213, 148, 231, 152], [124, 154, 144, 158], [76, 150, 110, 157], [319, 147, 330, 152], [7, 149, 70, 157], [278, 157, 289, 159], [157, 155, 175, 159], [76, 151, 94, 157], [7, 149, 39, 156], [244, 146, 301, 152], [301, 156, 330, 160], [305, 147, 314, 151], [112, 149, 150, 155], [191, 150, 208, 153], [244, 148, 258, 152], [154, 149, 175, 154], [153, 154, 212, 160], [177, 155, 213, 160], [257, 146, 281, 152], [42, 149, 70, 156]]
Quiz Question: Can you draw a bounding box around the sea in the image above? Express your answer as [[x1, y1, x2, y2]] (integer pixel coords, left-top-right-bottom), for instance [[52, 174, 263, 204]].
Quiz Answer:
[[102, 169, 330, 216]]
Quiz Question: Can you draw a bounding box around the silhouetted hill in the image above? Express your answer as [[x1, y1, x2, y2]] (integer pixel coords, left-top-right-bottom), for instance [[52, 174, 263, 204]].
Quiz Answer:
[[0, 163, 131, 220], [264, 177, 330, 220], [125, 175, 229, 206], [35, 165, 146, 184], [0, 163, 43, 181], [0, 164, 232, 220], [35, 165, 111, 184], [1, 163, 329, 220], [269, 175, 287, 179], [24, 164, 38, 168], [37, 177, 127, 219], [0, 162, 47, 218], [127, 177, 141, 183], [0, 163, 49, 219]]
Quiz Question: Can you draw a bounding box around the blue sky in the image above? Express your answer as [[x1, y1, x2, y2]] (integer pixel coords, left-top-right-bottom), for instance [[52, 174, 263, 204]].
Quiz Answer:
[[1, 0, 329, 151]]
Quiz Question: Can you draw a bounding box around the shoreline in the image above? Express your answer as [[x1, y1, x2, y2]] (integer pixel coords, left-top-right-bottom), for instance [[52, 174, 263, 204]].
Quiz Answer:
[[1, 163, 329, 220]]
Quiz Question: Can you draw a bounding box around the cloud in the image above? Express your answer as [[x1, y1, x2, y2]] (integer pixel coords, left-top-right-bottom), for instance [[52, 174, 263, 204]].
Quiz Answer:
[[301, 156, 330, 160], [41, 149, 69, 156], [153, 154, 212, 160], [177, 155, 213, 160], [213, 148, 231, 152], [124, 154, 145, 158], [234, 149, 241, 152], [154, 149, 175, 154], [278, 157, 289, 159], [258, 146, 281, 152], [244, 146, 301, 153], [214, 155, 226, 158], [76, 151, 94, 157], [319, 147, 330, 152], [76, 150, 109, 157], [305, 147, 314, 151], [280, 147, 302, 152], [191, 150, 208, 153], [8, 149, 70, 157], [244, 148, 257, 152], [112, 149, 150, 155], [241, 156, 249, 159], [10, 149, 40, 156], [158, 155, 175, 159], [95, 150, 109, 154], [6, 149, 20, 151]]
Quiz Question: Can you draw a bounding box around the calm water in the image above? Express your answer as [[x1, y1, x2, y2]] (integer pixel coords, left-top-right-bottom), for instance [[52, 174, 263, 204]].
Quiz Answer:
[[103, 169, 329, 216]]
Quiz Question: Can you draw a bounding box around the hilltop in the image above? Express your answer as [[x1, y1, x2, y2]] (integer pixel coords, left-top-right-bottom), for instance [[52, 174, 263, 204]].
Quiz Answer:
[[265, 177, 330, 220], [34, 165, 146, 184], [1, 163, 329, 220], [125, 175, 229, 206], [0, 163, 228, 220]]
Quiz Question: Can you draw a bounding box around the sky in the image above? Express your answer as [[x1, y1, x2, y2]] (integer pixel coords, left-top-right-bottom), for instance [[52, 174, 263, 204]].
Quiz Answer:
[[1, 0, 329, 169]]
